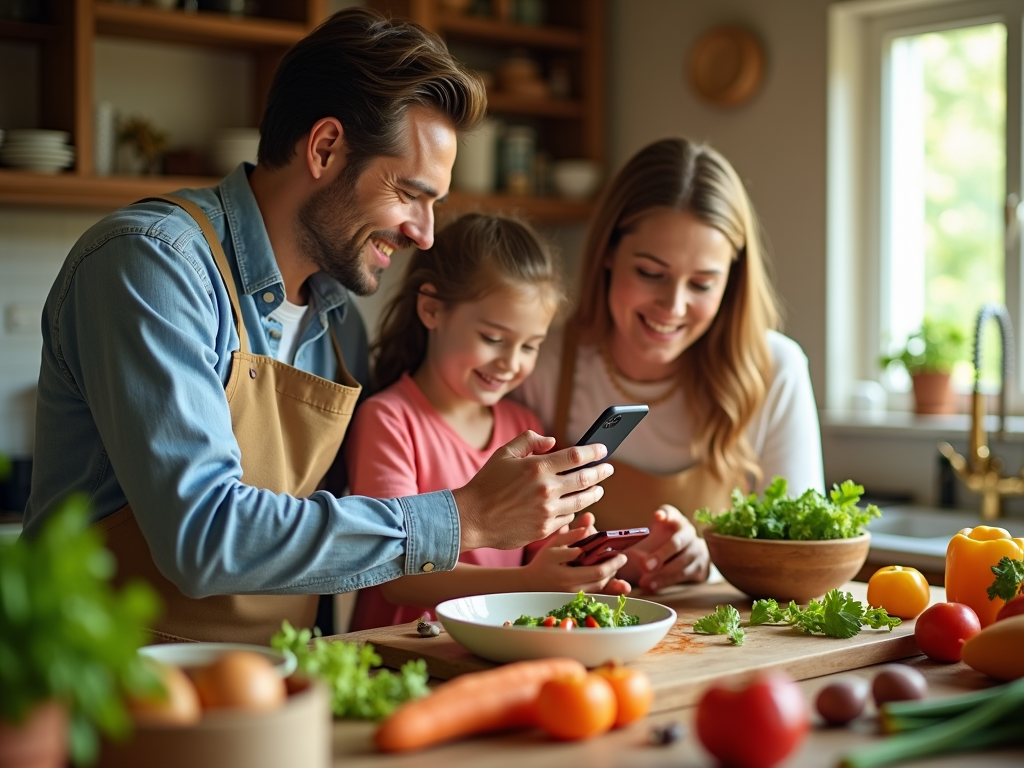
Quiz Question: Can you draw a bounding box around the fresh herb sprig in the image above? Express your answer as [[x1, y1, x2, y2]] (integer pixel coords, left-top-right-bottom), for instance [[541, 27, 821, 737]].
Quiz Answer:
[[987, 556, 1024, 602], [271, 621, 429, 720], [692, 605, 745, 645], [695, 477, 880, 540]]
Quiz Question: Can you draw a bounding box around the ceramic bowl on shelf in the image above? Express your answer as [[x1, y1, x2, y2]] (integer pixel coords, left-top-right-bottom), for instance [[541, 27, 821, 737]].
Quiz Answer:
[[435, 592, 676, 667], [552, 159, 601, 200], [703, 529, 872, 603]]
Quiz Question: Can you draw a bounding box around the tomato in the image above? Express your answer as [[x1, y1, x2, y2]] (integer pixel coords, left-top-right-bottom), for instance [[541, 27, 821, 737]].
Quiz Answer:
[[535, 673, 617, 740], [559, 617, 576, 630], [867, 565, 931, 619], [541, 616, 557, 628], [695, 672, 809, 768], [585, 616, 600, 628], [914, 602, 981, 662], [593, 663, 653, 727], [995, 594, 1024, 622]]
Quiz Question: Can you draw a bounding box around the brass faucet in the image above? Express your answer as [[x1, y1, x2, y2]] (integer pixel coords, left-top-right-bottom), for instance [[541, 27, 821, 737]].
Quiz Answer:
[[938, 303, 1019, 520]]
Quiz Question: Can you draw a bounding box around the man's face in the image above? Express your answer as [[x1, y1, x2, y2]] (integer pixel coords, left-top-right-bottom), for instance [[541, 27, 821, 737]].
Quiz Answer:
[[297, 106, 458, 296]]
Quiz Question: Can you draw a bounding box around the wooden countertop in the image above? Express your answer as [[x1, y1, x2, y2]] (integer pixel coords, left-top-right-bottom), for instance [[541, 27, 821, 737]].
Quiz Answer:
[[323, 582, 1024, 767]]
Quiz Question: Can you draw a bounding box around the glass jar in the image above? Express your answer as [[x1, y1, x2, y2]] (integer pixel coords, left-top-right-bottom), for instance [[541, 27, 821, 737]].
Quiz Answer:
[[502, 126, 536, 196]]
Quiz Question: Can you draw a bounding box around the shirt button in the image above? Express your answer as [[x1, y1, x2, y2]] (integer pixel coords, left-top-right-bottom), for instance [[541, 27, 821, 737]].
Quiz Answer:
[[421, 562, 435, 573], [269, 329, 282, 339], [262, 291, 275, 303]]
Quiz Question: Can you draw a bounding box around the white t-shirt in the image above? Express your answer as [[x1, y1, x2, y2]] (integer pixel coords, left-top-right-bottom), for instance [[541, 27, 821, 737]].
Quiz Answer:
[[267, 299, 308, 365], [515, 327, 825, 496]]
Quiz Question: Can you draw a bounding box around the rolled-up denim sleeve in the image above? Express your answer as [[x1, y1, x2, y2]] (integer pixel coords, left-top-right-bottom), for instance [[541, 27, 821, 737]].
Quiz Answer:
[[49, 229, 460, 597]]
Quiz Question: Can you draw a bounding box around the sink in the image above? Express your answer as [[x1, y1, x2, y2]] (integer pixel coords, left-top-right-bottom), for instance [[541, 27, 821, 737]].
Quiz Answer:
[[865, 506, 1024, 574]]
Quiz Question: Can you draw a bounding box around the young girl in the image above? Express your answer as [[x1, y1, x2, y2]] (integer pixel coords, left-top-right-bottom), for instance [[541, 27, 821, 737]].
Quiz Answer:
[[344, 213, 629, 630]]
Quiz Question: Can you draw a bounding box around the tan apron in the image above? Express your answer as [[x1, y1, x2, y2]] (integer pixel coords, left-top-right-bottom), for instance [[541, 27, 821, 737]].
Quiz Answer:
[[96, 195, 361, 645], [553, 326, 741, 530]]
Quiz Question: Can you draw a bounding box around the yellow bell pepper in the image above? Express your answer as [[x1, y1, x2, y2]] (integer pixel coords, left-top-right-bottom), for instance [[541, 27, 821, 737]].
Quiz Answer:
[[946, 526, 1024, 627]]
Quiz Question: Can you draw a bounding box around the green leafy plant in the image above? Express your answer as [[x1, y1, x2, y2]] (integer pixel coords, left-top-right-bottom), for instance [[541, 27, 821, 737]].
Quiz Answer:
[[270, 621, 429, 719], [694, 477, 880, 540], [0, 495, 162, 765], [987, 556, 1024, 602], [879, 317, 968, 375], [692, 605, 745, 645], [749, 590, 901, 638], [511, 591, 640, 628]]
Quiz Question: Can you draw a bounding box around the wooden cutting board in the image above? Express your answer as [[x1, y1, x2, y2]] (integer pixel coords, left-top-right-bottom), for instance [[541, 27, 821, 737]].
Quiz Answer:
[[329, 580, 936, 713]]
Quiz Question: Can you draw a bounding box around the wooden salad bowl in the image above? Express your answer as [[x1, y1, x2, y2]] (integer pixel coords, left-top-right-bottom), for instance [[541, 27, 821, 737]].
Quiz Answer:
[[703, 530, 872, 603]]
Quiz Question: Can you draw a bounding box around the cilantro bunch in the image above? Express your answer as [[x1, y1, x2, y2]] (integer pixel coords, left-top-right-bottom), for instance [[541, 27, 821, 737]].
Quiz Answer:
[[987, 556, 1024, 602], [512, 591, 640, 627], [271, 621, 429, 719], [694, 477, 880, 540]]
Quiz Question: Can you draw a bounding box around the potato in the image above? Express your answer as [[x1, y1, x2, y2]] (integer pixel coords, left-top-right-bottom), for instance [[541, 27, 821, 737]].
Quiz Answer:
[[961, 614, 1024, 681]]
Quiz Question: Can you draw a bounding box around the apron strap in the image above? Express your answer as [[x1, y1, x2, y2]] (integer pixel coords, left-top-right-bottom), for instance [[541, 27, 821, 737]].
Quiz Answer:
[[553, 322, 581, 447], [140, 195, 250, 355]]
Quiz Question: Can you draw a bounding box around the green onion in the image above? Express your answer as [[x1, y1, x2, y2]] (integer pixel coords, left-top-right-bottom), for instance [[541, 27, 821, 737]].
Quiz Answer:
[[880, 684, 1011, 734]]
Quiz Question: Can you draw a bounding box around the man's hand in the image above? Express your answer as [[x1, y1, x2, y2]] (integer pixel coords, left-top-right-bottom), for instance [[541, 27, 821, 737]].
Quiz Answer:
[[621, 505, 710, 592], [451, 430, 614, 552]]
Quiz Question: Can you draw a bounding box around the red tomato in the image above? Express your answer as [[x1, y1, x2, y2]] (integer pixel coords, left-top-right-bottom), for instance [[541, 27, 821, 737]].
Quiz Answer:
[[559, 618, 576, 630], [585, 616, 600, 628], [696, 672, 809, 768], [996, 594, 1024, 622], [541, 616, 557, 628], [914, 602, 981, 662]]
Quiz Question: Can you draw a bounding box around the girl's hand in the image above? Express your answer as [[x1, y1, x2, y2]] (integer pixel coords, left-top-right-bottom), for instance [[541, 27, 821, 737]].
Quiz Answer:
[[623, 505, 710, 592], [520, 512, 631, 595]]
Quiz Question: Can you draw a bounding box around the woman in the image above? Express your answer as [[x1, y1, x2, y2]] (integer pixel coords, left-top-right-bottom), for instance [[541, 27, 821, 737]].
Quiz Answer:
[[517, 137, 824, 592]]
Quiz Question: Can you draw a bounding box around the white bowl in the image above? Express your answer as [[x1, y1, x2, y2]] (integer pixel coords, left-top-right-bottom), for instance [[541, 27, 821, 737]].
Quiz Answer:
[[139, 642, 296, 678], [552, 159, 601, 200], [435, 592, 676, 668]]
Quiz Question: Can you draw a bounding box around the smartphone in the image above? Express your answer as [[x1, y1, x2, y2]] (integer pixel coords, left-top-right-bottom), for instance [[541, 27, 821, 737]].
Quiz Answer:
[[567, 404, 649, 471], [568, 527, 650, 567]]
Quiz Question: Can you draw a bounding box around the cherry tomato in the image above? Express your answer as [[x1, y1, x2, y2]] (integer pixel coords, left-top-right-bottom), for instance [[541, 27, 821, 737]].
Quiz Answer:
[[559, 617, 576, 630], [541, 616, 557, 628], [867, 565, 931, 619], [593, 663, 653, 727], [536, 673, 617, 740], [585, 616, 600, 628], [996, 594, 1024, 622], [696, 672, 809, 768], [914, 602, 981, 662]]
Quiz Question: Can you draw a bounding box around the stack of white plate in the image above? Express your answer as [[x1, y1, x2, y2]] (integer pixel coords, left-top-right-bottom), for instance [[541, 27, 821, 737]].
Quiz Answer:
[[0, 129, 75, 174]]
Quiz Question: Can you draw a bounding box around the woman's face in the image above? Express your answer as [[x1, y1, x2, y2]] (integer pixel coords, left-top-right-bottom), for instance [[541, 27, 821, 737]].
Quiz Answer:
[[604, 208, 736, 380]]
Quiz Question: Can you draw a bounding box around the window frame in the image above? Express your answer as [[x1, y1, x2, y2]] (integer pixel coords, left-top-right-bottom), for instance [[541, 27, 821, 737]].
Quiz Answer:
[[827, 0, 1024, 413]]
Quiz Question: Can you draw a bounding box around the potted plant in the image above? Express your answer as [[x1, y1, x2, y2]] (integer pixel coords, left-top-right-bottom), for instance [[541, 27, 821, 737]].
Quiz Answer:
[[0, 495, 161, 768], [879, 318, 968, 414]]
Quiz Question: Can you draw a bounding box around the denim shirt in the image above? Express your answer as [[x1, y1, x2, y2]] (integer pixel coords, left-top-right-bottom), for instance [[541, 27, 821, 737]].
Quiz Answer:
[[23, 164, 460, 597]]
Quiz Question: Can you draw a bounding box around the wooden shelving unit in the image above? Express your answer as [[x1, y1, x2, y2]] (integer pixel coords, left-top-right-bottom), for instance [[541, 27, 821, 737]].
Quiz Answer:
[[0, 0, 603, 223]]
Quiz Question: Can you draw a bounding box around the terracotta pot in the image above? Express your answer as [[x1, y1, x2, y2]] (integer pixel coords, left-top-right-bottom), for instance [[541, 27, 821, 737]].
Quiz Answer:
[[0, 701, 68, 768], [704, 530, 872, 603], [911, 371, 954, 415]]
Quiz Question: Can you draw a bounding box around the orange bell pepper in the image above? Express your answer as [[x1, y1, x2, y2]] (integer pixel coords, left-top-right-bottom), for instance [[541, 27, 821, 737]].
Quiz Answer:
[[867, 565, 931, 619], [945, 526, 1024, 627]]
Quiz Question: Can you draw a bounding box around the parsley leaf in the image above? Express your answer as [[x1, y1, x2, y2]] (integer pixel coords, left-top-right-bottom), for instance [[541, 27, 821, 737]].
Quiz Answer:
[[750, 590, 900, 638], [693, 605, 745, 645], [695, 477, 880, 540], [987, 557, 1024, 602]]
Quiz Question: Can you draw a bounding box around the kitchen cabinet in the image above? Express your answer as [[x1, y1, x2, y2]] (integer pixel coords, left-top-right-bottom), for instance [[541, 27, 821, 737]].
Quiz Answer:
[[0, 0, 603, 222]]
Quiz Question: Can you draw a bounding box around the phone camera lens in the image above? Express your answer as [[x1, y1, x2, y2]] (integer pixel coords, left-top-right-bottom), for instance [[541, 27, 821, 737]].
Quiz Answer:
[[603, 414, 622, 428]]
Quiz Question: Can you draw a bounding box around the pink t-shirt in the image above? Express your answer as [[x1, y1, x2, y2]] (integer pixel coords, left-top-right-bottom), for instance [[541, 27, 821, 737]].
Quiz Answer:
[[345, 372, 544, 630]]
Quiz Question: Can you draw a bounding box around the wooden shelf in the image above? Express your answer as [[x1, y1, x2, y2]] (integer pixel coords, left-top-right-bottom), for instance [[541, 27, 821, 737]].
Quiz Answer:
[[485, 92, 583, 118], [0, 19, 58, 42], [94, 2, 308, 49], [437, 13, 583, 50]]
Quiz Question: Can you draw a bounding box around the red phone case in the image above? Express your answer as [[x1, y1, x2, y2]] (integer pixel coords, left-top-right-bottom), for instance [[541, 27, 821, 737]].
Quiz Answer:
[[568, 528, 650, 567]]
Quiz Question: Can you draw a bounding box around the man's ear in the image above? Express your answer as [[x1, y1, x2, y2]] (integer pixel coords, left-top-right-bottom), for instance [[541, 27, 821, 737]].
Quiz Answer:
[[304, 117, 345, 181], [416, 283, 444, 330]]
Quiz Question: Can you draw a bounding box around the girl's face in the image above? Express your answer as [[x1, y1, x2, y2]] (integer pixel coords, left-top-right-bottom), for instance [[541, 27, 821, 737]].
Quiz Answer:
[[420, 282, 557, 408], [605, 208, 736, 380]]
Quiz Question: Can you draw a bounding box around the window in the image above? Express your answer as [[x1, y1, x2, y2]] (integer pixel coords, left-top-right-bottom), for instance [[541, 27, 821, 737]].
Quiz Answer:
[[828, 0, 1023, 411]]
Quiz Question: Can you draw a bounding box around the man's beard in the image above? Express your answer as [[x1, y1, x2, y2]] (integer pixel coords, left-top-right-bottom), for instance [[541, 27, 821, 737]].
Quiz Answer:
[[296, 165, 412, 297]]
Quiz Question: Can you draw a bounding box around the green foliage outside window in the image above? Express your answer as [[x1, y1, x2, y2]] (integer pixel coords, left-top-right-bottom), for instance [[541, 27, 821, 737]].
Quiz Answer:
[[879, 317, 968, 376]]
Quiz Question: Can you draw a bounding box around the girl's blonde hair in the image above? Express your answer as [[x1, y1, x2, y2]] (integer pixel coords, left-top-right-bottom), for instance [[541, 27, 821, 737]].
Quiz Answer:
[[571, 137, 781, 484], [373, 212, 565, 392]]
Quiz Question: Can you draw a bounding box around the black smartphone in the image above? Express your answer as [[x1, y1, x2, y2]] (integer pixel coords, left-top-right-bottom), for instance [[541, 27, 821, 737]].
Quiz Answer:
[[567, 404, 649, 471], [568, 527, 650, 567]]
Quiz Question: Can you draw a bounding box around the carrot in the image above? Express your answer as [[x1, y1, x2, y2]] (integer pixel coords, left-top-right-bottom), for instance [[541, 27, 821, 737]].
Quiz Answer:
[[374, 657, 586, 752]]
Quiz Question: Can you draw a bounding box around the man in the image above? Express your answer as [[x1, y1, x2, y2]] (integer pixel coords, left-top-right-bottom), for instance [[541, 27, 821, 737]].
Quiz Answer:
[[23, 8, 612, 644]]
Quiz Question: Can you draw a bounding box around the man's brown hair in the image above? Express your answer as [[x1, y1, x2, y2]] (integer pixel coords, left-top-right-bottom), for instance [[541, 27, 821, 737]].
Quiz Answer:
[[259, 7, 486, 172]]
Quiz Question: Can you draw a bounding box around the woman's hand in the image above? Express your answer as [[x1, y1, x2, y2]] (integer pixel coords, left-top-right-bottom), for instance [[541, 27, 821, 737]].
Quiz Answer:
[[624, 505, 710, 592], [520, 512, 631, 595]]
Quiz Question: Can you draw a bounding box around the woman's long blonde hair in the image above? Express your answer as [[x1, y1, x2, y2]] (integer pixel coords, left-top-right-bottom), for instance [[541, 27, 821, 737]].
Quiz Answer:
[[571, 137, 780, 483]]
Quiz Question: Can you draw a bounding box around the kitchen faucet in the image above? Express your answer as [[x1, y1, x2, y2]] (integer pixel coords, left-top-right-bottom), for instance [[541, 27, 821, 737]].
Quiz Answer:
[[938, 303, 1018, 520]]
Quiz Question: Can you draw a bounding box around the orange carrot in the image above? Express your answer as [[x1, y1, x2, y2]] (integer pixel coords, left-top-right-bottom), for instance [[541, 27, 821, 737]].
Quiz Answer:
[[374, 657, 586, 752]]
